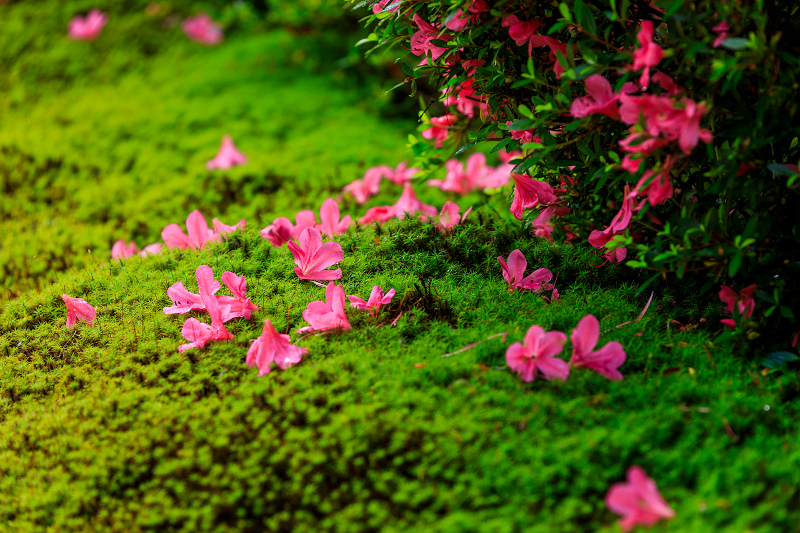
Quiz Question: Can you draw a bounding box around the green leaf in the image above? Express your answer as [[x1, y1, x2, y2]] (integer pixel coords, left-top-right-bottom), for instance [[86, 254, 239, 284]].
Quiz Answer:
[[400, 62, 415, 76], [490, 138, 515, 154], [454, 141, 479, 156], [721, 38, 751, 50], [728, 253, 742, 277], [508, 118, 537, 131], [574, 0, 597, 35], [761, 351, 800, 371], [558, 2, 572, 22]]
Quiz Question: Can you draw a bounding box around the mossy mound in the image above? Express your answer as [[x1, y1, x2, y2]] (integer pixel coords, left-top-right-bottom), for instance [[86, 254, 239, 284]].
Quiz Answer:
[[2, 224, 799, 532]]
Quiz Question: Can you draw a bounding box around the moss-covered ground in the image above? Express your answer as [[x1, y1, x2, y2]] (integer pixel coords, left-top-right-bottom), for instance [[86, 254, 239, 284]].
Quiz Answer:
[[2, 2, 799, 532]]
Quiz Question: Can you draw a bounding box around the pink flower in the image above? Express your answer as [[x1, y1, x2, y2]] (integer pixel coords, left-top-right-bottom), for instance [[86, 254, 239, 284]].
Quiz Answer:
[[246, 319, 307, 376], [428, 153, 490, 194], [497, 249, 553, 292], [372, 0, 401, 14], [422, 114, 457, 148], [436, 200, 472, 232], [162, 209, 243, 250], [383, 161, 420, 185], [606, 466, 675, 532], [111, 240, 137, 259], [347, 285, 396, 316], [501, 15, 554, 57], [177, 266, 233, 352], [392, 182, 438, 219], [182, 14, 223, 45], [298, 281, 351, 333], [632, 21, 663, 89], [719, 284, 756, 328], [570, 75, 626, 121], [206, 135, 247, 170], [712, 19, 729, 48], [316, 198, 352, 237], [68, 10, 107, 40], [217, 271, 259, 321], [509, 173, 558, 219], [62, 294, 96, 329], [588, 185, 637, 255], [505, 121, 543, 146], [163, 265, 256, 322], [531, 205, 570, 242], [506, 325, 569, 382], [410, 14, 452, 64], [634, 158, 674, 205], [287, 227, 344, 281], [569, 315, 626, 380], [260, 217, 294, 247], [358, 205, 395, 225], [676, 100, 714, 155]]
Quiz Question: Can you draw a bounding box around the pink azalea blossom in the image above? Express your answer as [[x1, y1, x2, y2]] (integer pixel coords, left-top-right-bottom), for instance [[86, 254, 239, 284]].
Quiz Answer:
[[634, 159, 674, 205], [111, 240, 137, 260], [712, 19, 729, 48], [428, 153, 490, 194], [422, 114, 457, 148], [206, 135, 247, 170], [382, 161, 420, 185], [62, 294, 96, 329], [436, 200, 472, 232], [162, 210, 243, 250], [246, 319, 307, 376], [531, 205, 570, 242], [177, 266, 233, 352], [163, 265, 256, 322], [719, 284, 756, 328], [68, 10, 107, 40], [506, 121, 543, 146], [182, 14, 223, 45], [287, 227, 344, 281], [260, 217, 294, 247], [506, 325, 569, 382], [606, 466, 675, 532], [358, 205, 396, 225], [497, 249, 554, 292], [443, 80, 489, 118], [316, 198, 352, 237], [501, 15, 554, 57], [570, 75, 628, 121], [569, 315, 626, 380], [410, 14, 452, 65], [298, 281, 351, 333], [632, 21, 663, 89], [509, 173, 558, 219], [347, 285, 396, 316], [588, 185, 637, 253], [392, 182, 439, 219], [139, 243, 164, 257]]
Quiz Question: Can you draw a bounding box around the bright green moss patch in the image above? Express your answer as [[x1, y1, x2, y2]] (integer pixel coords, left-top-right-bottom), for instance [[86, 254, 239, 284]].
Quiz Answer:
[[2, 225, 800, 531]]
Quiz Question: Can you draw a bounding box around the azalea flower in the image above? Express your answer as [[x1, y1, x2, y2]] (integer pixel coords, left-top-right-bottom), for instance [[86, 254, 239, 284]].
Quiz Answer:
[[443, 80, 489, 118], [206, 135, 247, 170], [316, 198, 351, 237], [298, 281, 351, 333], [509, 173, 558, 219], [347, 285, 396, 316], [359, 182, 438, 225], [632, 21, 663, 89], [436, 201, 472, 232], [246, 319, 307, 376], [712, 19, 730, 48], [68, 10, 107, 40], [111, 240, 137, 260], [422, 114, 457, 148], [162, 209, 244, 250], [588, 184, 637, 263], [501, 15, 554, 57], [506, 325, 569, 382], [505, 121, 542, 146], [497, 249, 554, 292], [410, 14, 452, 65], [382, 161, 421, 185], [372, 0, 401, 14], [163, 265, 257, 322], [569, 315, 626, 380], [719, 284, 756, 328], [62, 294, 96, 329], [531, 205, 570, 242], [287, 227, 344, 281], [259, 210, 316, 247], [177, 267, 233, 352], [634, 161, 674, 205], [570, 75, 631, 121], [343, 162, 419, 204], [606, 466, 675, 531], [182, 14, 223, 45], [428, 153, 490, 194]]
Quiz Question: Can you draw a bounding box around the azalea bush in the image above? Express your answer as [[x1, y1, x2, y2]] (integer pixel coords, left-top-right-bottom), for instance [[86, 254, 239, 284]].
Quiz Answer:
[[354, 0, 800, 347]]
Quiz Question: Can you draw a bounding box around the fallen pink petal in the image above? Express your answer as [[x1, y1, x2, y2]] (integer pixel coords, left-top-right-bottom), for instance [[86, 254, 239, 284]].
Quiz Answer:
[[569, 315, 626, 380], [505, 324, 569, 382], [316, 197, 351, 237], [606, 466, 675, 531], [246, 319, 307, 376], [298, 281, 351, 333], [62, 294, 96, 329], [347, 285, 396, 316], [497, 249, 553, 292], [206, 135, 248, 170], [68, 9, 107, 40], [287, 227, 344, 281], [182, 13, 223, 45]]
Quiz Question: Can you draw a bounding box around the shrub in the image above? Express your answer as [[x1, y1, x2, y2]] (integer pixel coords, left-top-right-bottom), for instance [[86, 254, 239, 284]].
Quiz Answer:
[[354, 0, 800, 347]]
